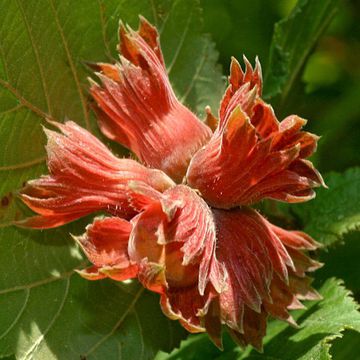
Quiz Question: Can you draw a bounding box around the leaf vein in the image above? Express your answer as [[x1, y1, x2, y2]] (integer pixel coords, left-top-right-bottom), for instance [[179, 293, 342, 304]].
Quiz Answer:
[[21, 277, 71, 360], [0, 104, 25, 116], [180, 41, 209, 104], [133, 307, 145, 359], [0, 288, 30, 340], [149, 0, 159, 28], [0, 79, 56, 122], [166, 7, 193, 75], [0, 155, 46, 171], [47, 0, 91, 131], [0, 264, 85, 295], [15, 0, 52, 115], [97, 0, 115, 61], [84, 287, 145, 356]]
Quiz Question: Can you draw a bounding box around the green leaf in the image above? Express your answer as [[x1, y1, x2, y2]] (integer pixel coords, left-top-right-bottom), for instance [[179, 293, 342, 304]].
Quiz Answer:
[[292, 167, 360, 246], [264, 0, 340, 101], [314, 231, 360, 295], [243, 278, 360, 360], [158, 278, 360, 360], [0, 221, 186, 359], [0, 0, 224, 358]]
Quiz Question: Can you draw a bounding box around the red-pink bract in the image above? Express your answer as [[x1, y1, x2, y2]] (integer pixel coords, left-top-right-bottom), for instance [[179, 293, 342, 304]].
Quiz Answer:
[[19, 17, 325, 350]]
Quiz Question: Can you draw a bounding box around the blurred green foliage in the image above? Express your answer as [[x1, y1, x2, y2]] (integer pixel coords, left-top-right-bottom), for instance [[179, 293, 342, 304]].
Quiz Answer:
[[201, 0, 360, 173]]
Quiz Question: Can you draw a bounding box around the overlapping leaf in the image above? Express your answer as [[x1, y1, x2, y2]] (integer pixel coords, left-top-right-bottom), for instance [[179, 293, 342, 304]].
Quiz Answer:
[[157, 278, 360, 360], [292, 167, 360, 246]]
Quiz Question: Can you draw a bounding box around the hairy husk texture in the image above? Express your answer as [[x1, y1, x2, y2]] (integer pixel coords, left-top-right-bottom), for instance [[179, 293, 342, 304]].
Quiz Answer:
[[19, 17, 325, 350]]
